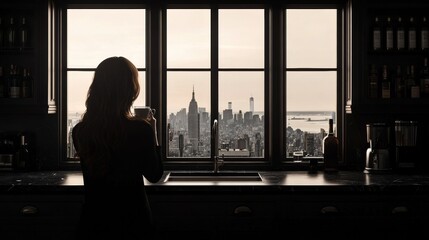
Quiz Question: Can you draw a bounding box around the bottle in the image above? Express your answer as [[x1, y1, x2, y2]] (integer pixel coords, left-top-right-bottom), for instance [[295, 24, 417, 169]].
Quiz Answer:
[[408, 17, 417, 51], [369, 64, 379, 98], [14, 135, 29, 171], [381, 65, 391, 99], [0, 66, 4, 98], [395, 65, 405, 98], [406, 65, 420, 98], [422, 16, 429, 52], [18, 17, 29, 48], [322, 119, 339, 172], [8, 64, 20, 98], [396, 17, 405, 51], [372, 16, 382, 51], [386, 17, 394, 51], [0, 17, 4, 48], [6, 17, 15, 48], [420, 57, 429, 98], [21, 68, 32, 98]]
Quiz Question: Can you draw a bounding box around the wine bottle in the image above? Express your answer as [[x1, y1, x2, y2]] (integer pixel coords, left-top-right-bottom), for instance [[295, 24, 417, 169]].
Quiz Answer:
[[420, 57, 429, 98], [406, 65, 420, 98], [0, 17, 4, 48], [386, 17, 394, 51], [381, 65, 391, 99], [396, 17, 405, 51], [421, 16, 429, 52], [369, 64, 379, 98], [372, 16, 381, 51], [408, 17, 417, 51], [14, 135, 29, 171], [6, 17, 15, 48], [0, 66, 4, 98], [21, 68, 32, 98], [19, 17, 29, 48], [322, 119, 339, 172], [395, 65, 405, 98], [8, 64, 20, 98]]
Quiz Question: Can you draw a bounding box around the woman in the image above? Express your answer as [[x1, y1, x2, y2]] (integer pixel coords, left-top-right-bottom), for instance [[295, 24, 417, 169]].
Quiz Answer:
[[72, 56, 164, 239]]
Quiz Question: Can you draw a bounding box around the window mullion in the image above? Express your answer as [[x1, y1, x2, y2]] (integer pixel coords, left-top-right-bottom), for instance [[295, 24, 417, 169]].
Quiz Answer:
[[210, 7, 219, 160]]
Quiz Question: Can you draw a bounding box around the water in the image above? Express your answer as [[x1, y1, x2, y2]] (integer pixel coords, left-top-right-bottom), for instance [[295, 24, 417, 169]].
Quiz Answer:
[[287, 111, 335, 133]]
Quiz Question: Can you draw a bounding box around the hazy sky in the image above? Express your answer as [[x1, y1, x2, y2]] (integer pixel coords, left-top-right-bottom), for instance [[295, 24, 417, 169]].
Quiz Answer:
[[67, 8, 336, 115]]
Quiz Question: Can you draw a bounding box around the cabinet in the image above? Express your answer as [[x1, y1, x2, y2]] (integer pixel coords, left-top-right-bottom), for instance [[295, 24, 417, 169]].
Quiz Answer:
[[354, 0, 429, 116], [0, 194, 84, 240], [0, 0, 56, 115], [149, 193, 277, 240]]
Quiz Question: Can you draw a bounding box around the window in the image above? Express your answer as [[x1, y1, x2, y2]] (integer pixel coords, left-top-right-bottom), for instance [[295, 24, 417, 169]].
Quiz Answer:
[[285, 9, 339, 160], [61, 3, 345, 169], [166, 8, 265, 160], [65, 8, 146, 159]]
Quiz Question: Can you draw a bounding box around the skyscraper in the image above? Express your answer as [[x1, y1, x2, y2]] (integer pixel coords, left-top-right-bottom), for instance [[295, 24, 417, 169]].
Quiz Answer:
[[188, 87, 199, 154], [250, 96, 254, 113]]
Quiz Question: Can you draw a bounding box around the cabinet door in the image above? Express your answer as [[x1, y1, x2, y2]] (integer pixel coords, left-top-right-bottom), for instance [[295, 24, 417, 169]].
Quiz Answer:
[[0, 0, 56, 115], [0, 194, 84, 240]]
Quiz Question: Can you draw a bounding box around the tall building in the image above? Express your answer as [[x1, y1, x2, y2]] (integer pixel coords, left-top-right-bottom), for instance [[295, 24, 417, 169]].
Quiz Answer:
[[250, 96, 254, 113], [188, 87, 199, 153]]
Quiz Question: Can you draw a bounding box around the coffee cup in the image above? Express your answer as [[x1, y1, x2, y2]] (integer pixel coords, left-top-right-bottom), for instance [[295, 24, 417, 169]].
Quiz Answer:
[[134, 106, 155, 119]]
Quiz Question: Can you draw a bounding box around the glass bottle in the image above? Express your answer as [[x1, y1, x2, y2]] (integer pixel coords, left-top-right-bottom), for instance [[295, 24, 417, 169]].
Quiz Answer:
[[8, 64, 20, 98], [422, 16, 429, 52], [0, 17, 4, 48], [322, 119, 339, 172], [408, 17, 417, 51], [369, 64, 379, 98], [386, 17, 394, 51], [420, 57, 429, 98], [21, 68, 32, 98], [19, 17, 29, 48], [406, 65, 420, 98], [14, 135, 29, 171], [372, 16, 381, 51], [397, 17, 405, 51], [395, 65, 405, 98], [6, 17, 15, 48], [381, 65, 391, 99], [0, 66, 4, 98]]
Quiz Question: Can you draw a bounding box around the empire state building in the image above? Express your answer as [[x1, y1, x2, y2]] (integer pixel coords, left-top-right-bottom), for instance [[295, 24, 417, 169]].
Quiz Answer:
[[188, 87, 199, 153]]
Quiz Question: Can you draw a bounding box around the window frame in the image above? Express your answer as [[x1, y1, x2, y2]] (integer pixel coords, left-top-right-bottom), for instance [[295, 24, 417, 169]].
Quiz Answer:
[[282, 4, 345, 166], [60, 4, 147, 167], [162, 4, 270, 170], [59, 1, 347, 171]]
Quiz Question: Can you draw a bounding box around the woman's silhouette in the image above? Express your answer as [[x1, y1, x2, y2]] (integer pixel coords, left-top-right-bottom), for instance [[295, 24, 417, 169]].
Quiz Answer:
[[72, 56, 163, 239]]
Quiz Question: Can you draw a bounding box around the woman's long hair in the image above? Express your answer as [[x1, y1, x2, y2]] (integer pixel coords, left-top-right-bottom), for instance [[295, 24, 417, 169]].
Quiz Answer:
[[77, 56, 140, 176]]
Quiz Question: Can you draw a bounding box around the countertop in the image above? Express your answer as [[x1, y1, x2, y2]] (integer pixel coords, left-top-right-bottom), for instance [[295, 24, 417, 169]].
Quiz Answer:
[[1, 170, 429, 193]]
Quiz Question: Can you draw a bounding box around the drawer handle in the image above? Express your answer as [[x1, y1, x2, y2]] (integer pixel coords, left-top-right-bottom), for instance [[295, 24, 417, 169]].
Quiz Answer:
[[234, 206, 252, 216], [21, 205, 38, 215], [392, 206, 409, 215], [321, 206, 339, 215]]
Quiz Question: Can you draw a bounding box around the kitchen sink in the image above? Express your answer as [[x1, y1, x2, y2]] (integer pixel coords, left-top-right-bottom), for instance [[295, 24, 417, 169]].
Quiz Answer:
[[164, 171, 262, 182]]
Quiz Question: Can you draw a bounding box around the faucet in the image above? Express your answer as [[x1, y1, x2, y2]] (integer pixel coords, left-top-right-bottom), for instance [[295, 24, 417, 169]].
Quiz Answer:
[[212, 119, 224, 173]]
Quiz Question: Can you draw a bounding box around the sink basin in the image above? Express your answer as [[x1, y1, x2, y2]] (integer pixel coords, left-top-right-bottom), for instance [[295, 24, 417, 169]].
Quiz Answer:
[[164, 171, 262, 182]]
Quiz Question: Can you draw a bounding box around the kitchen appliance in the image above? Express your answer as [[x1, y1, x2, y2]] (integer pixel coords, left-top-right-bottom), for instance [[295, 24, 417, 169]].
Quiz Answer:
[[365, 123, 392, 172], [395, 120, 418, 170]]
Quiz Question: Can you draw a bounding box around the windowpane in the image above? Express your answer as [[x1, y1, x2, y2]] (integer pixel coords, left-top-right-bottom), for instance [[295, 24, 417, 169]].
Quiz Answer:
[[67, 9, 145, 68], [286, 71, 336, 158], [219, 72, 264, 157], [167, 9, 210, 68], [167, 71, 211, 158], [219, 9, 264, 68], [286, 9, 336, 68]]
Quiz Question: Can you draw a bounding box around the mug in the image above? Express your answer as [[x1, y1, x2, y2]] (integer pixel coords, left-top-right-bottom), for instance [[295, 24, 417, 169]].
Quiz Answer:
[[134, 106, 155, 119]]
